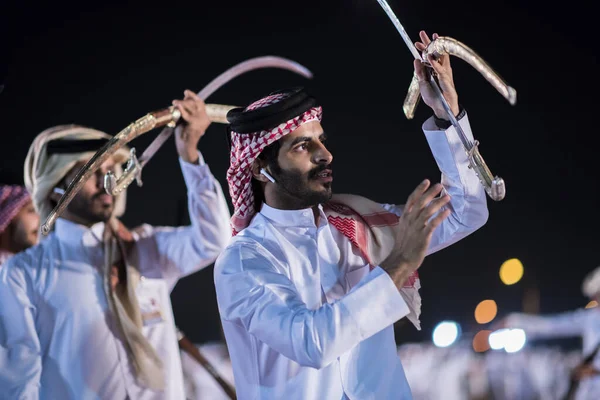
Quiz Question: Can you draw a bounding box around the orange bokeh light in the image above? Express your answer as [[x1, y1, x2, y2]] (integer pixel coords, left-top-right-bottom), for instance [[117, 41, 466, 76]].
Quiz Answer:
[[586, 300, 598, 309], [473, 330, 492, 352], [475, 300, 498, 324]]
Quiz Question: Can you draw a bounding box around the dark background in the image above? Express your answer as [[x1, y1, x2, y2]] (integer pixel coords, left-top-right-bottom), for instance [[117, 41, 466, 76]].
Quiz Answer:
[[1, 0, 598, 348]]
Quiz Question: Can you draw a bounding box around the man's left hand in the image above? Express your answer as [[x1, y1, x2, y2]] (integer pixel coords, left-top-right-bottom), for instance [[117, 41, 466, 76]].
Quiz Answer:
[[172, 89, 211, 164], [414, 31, 460, 120]]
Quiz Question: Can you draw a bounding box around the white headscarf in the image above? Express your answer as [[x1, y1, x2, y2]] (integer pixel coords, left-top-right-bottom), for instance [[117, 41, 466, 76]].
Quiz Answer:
[[24, 124, 130, 227]]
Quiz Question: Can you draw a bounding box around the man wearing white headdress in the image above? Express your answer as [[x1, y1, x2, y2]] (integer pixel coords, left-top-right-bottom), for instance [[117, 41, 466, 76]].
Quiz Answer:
[[0, 90, 231, 399], [501, 266, 600, 400]]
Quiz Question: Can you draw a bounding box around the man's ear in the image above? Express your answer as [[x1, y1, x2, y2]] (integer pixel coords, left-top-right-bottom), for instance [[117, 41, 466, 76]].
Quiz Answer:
[[252, 159, 270, 183]]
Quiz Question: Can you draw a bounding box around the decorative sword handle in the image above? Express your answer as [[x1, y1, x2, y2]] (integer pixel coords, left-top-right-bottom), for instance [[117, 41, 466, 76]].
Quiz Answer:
[[375, 0, 508, 201]]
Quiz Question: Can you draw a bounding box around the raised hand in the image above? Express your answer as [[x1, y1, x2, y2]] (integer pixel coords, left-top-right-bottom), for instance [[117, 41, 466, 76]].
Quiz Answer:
[[414, 31, 460, 119], [172, 89, 211, 164], [381, 179, 451, 289]]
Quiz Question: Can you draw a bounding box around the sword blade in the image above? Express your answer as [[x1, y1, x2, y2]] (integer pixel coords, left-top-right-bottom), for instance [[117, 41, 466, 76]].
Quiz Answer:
[[376, 0, 422, 61], [375, 0, 473, 149], [139, 56, 313, 167]]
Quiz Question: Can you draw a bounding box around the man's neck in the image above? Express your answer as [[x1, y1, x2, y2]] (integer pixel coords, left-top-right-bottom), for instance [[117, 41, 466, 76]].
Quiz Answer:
[[60, 212, 100, 228], [264, 197, 309, 212], [312, 206, 321, 226], [263, 199, 322, 226], [0, 246, 13, 257]]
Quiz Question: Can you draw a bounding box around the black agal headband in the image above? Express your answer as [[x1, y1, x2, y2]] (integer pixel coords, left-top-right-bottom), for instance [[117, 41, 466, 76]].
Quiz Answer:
[[226, 87, 318, 134]]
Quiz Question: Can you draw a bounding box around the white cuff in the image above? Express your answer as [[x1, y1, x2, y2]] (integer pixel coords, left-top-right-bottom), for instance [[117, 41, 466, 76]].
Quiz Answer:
[[340, 267, 410, 340]]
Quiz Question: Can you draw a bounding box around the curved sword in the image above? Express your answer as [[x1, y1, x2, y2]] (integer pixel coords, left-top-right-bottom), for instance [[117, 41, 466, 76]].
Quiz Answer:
[[41, 56, 313, 234], [375, 0, 507, 201], [138, 56, 313, 169]]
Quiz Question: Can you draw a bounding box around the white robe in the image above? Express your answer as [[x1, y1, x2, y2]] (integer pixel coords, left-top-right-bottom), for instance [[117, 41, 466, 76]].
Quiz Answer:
[[0, 153, 231, 400], [180, 341, 235, 400], [397, 343, 582, 400], [214, 114, 489, 399], [398, 343, 480, 400], [507, 308, 600, 400]]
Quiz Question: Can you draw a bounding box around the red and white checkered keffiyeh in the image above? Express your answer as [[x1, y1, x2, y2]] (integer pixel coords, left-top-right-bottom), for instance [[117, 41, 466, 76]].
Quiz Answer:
[[226, 93, 322, 234], [0, 185, 31, 235]]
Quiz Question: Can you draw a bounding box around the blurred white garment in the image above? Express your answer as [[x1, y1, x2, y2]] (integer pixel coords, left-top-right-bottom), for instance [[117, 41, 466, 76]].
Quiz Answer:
[[507, 308, 600, 400], [526, 347, 581, 399], [398, 342, 583, 400], [398, 342, 476, 400], [180, 341, 235, 400]]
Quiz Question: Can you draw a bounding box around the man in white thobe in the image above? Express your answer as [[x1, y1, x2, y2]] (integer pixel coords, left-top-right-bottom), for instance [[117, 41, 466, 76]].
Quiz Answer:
[[0, 90, 231, 399], [503, 266, 600, 400], [214, 31, 490, 399]]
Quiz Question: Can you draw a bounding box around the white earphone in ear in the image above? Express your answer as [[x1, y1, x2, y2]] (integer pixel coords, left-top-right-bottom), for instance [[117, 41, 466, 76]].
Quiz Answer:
[[260, 168, 276, 183], [53, 187, 65, 195]]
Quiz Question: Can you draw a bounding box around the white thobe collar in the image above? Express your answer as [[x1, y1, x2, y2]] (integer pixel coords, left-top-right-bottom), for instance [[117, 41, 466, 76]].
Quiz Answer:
[[54, 217, 106, 247], [259, 203, 327, 229]]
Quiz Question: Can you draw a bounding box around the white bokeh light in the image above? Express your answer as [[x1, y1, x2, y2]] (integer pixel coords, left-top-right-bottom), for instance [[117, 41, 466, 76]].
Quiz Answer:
[[488, 329, 508, 350], [504, 329, 527, 353], [488, 328, 527, 352], [432, 321, 460, 347]]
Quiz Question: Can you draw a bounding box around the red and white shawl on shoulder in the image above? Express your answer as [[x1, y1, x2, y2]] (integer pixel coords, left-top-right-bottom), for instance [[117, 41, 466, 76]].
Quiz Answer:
[[324, 194, 421, 329]]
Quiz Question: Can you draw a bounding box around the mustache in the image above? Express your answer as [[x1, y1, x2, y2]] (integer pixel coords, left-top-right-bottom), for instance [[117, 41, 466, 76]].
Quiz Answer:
[[92, 191, 112, 201], [308, 164, 332, 179]]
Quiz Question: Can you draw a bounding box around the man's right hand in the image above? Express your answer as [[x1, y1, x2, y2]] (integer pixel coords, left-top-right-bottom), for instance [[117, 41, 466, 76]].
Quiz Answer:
[[380, 179, 451, 290]]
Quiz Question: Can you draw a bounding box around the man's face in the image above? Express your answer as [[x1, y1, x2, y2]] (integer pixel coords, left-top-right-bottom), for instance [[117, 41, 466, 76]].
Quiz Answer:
[[8, 200, 39, 252], [268, 120, 334, 208], [62, 158, 117, 225]]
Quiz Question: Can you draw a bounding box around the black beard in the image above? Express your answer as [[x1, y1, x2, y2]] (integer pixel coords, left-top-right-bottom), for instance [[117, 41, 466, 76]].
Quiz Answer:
[[67, 192, 113, 224], [5, 223, 36, 253], [270, 163, 332, 209]]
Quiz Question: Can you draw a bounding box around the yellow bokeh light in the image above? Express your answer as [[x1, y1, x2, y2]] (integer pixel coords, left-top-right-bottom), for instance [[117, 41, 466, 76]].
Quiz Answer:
[[586, 300, 598, 309], [500, 258, 524, 285], [472, 330, 492, 352], [474, 300, 498, 324]]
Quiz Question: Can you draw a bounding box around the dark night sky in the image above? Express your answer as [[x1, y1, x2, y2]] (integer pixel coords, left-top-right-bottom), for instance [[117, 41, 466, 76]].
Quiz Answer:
[[1, 0, 598, 346]]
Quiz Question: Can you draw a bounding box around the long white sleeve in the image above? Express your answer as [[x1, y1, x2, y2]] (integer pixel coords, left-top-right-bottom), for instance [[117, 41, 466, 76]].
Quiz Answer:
[[0, 262, 41, 400], [136, 152, 231, 288], [506, 310, 589, 339], [382, 112, 489, 255], [215, 242, 409, 370]]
